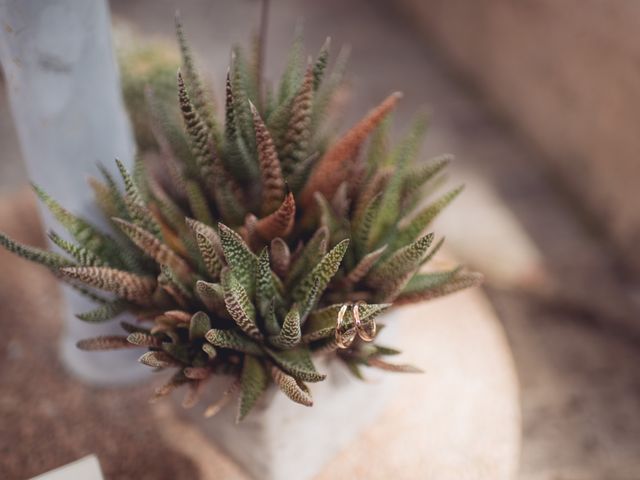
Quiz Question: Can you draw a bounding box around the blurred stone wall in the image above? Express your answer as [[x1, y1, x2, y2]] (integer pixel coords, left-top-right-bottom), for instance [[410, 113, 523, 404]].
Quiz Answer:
[[394, 0, 640, 272]]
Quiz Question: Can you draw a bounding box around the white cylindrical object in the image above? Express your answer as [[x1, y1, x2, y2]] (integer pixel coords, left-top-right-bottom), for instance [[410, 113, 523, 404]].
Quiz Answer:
[[0, 0, 148, 385]]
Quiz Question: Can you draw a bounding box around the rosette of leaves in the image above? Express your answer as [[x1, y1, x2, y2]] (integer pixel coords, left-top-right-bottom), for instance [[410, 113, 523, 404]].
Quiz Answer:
[[0, 16, 481, 421]]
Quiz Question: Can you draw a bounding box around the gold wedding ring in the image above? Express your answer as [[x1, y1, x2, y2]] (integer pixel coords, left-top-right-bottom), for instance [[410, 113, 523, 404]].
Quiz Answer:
[[354, 301, 376, 342], [335, 302, 377, 349]]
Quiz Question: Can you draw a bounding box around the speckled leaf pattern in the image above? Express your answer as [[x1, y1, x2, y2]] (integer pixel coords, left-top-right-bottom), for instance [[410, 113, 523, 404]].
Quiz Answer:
[[126, 332, 162, 347], [394, 186, 464, 249], [113, 218, 191, 282], [61, 266, 156, 305], [266, 347, 326, 382], [270, 365, 313, 406], [219, 223, 257, 297], [0, 232, 75, 271], [204, 330, 261, 357], [75, 300, 128, 323], [250, 101, 286, 214], [221, 268, 262, 341], [366, 233, 434, 290], [238, 355, 268, 421], [189, 311, 211, 340], [292, 239, 349, 303], [269, 307, 301, 349], [76, 336, 134, 351]]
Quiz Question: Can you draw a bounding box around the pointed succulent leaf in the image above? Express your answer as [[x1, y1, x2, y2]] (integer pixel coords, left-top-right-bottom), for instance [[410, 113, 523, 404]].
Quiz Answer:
[[280, 66, 313, 176], [202, 342, 217, 359], [344, 245, 387, 286], [218, 223, 258, 296], [48, 231, 104, 267], [195, 280, 226, 314], [402, 154, 453, 202], [175, 13, 218, 135], [277, 27, 304, 103], [238, 355, 268, 421], [373, 345, 402, 356], [186, 218, 223, 278], [300, 91, 402, 208], [126, 332, 162, 347], [254, 191, 296, 242], [223, 71, 258, 180], [367, 357, 423, 373], [292, 239, 349, 303], [256, 248, 279, 317], [270, 365, 313, 406], [114, 159, 162, 237], [366, 114, 392, 171], [0, 232, 75, 271], [250, 101, 286, 214], [298, 277, 320, 325], [151, 371, 190, 402], [394, 186, 464, 249], [185, 179, 215, 226], [315, 192, 349, 244], [61, 266, 156, 305], [312, 37, 330, 91], [139, 351, 180, 368], [177, 71, 216, 185], [189, 311, 212, 340], [231, 47, 257, 152], [366, 233, 434, 289], [396, 270, 483, 306], [401, 268, 462, 296], [269, 306, 301, 349], [75, 299, 128, 323], [33, 183, 123, 264], [93, 165, 129, 220], [205, 329, 262, 354], [311, 44, 350, 130], [270, 237, 290, 278], [161, 342, 191, 364], [77, 336, 135, 351], [266, 347, 326, 382], [113, 218, 192, 282], [286, 225, 328, 286], [221, 268, 262, 341]]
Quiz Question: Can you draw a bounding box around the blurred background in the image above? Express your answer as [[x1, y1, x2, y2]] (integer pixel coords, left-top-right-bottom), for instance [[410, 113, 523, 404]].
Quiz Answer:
[[1, 0, 639, 478]]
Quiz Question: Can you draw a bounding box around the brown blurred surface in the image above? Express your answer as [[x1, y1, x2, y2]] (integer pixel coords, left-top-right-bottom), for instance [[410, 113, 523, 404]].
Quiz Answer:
[[394, 0, 640, 274]]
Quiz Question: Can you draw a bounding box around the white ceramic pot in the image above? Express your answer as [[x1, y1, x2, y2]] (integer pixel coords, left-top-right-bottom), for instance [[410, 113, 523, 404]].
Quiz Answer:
[[179, 312, 401, 480], [0, 0, 147, 385]]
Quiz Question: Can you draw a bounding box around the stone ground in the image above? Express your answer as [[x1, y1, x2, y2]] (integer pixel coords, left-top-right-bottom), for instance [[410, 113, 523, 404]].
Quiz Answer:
[[1, 0, 639, 478]]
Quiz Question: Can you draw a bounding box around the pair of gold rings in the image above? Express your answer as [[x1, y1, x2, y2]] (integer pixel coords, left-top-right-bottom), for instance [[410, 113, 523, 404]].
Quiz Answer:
[[335, 301, 377, 349]]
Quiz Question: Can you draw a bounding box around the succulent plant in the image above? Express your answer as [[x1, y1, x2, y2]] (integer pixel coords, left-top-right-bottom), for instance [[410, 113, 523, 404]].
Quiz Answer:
[[0, 14, 481, 421]]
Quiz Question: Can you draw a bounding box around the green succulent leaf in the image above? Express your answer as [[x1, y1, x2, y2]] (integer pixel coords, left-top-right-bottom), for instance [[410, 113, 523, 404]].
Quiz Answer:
[[205, 329, 262, 355], [219, 223, 258, 297], [266, 347, 326, 383], [189, 311, 212, 340], [269, 306, 302, 349], [292, 238, 349, 304], [238, 355, 268, 421], [75, 299, 128, 323], [221, 268, 263, 341]]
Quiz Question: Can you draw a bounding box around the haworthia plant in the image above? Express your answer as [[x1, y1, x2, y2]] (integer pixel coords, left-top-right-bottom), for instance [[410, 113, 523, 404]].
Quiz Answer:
[[0, 11, 481, 421]]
